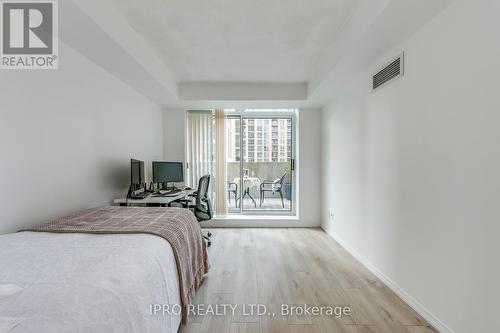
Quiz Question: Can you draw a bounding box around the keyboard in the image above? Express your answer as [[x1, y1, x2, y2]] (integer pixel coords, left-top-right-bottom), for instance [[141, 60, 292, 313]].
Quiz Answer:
[[153, 189, 184, 197], [130, 193, 149, 199], [163, 189, 184, 197]]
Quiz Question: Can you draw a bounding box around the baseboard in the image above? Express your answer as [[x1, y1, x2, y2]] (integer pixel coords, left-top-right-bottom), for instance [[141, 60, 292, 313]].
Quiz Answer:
[[200, 216, 320, 228], [322, 228, 454, 333]]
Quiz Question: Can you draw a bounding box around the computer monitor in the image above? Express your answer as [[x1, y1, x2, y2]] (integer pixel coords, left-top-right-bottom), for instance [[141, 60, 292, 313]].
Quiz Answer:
[[130, 159, 145, 186], [152, 162, 184, 184]]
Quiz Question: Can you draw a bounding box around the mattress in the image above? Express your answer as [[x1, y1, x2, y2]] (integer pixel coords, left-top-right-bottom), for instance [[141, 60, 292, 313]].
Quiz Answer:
[[0, 231, 181, 333]]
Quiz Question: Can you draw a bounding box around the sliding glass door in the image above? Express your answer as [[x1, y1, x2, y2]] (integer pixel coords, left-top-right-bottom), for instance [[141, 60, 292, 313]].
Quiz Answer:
[[226, 110, 296, 215]]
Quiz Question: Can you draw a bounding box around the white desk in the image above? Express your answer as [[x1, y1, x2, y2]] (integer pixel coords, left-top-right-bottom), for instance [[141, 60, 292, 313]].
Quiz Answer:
[[114, 190, 194, 207]]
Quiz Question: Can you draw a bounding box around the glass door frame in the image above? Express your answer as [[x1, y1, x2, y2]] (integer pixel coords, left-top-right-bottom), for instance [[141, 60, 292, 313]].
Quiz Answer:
[[226, 109, 297, 216]]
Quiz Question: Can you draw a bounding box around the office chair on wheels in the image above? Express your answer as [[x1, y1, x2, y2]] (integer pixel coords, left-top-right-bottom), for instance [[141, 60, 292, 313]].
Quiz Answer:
[[175, 174, 213, 246]]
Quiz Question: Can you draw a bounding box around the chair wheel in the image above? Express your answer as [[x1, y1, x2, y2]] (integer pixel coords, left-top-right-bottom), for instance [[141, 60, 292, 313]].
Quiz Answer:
[[207, 232, 212, 237], [207, 241, 212, 247]]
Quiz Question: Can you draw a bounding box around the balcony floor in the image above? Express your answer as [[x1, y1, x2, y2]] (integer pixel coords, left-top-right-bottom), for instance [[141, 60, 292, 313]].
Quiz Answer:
[[227, 197, 291, 213]]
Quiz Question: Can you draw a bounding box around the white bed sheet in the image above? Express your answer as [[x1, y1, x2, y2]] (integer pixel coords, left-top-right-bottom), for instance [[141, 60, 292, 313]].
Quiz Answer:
[[0, 231, 181, 333]]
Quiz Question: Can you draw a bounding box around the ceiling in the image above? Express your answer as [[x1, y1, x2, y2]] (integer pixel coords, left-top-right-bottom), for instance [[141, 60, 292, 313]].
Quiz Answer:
[[110, 0, 358, 83], [68, 0, 453, 107]]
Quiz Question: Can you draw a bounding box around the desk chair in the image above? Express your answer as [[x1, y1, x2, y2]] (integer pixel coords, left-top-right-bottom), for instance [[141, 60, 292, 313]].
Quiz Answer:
[[175, 175, 214, 246]]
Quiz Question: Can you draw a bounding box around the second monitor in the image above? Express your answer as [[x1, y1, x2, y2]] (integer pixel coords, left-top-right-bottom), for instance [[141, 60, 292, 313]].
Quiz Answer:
[[152, 161, 184, 189]]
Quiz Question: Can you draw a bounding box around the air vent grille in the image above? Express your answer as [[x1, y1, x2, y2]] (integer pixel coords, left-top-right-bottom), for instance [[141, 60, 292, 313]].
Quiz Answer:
[[373, 53, 404, 90]]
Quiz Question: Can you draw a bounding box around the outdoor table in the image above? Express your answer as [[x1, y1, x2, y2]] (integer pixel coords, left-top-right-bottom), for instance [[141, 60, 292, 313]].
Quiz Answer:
[[233, 177, 260, 208]]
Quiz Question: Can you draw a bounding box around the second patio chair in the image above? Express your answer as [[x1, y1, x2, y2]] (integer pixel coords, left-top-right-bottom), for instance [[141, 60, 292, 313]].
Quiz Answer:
[[259, 173, 286, 208]]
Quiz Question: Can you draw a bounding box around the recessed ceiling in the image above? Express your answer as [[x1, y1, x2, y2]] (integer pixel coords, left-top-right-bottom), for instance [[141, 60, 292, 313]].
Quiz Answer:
[[111, 0, 358, 82]]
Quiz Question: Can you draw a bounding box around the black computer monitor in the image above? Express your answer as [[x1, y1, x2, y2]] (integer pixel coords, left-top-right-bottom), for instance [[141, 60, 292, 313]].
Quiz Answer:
[[130, 159, 145, 186], [152, 162, 184, 184]]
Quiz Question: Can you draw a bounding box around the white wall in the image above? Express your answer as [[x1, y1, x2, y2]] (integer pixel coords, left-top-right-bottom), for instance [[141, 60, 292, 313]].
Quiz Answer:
[[321, 0, 500, 332], [0, 42, 163, 234], [296, 108, 322, 226], [163, 109, 186, 162]]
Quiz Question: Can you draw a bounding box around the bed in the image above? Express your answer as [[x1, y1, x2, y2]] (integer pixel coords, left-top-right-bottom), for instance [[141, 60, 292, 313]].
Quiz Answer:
[[0, 206, 208, 333]]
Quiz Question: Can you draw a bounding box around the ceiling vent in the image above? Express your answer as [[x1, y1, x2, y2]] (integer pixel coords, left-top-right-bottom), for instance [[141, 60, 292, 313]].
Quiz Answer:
[[372, 52, 404, 91]]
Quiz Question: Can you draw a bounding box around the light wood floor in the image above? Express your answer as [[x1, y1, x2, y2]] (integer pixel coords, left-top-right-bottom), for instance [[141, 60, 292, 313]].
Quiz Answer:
[[180, 229, 436, 333]]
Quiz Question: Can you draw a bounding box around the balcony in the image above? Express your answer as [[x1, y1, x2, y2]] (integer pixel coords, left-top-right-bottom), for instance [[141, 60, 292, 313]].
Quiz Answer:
[[226, 161, 292, 213]]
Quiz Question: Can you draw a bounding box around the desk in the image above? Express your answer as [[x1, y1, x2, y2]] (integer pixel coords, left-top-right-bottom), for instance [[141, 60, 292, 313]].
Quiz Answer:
[[114, 190, 195, 207]]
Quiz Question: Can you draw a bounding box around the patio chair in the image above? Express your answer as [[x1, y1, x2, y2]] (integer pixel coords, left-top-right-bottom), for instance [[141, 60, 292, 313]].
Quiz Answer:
[[227, 182, 238, 206], [259, 173, 286, 208]]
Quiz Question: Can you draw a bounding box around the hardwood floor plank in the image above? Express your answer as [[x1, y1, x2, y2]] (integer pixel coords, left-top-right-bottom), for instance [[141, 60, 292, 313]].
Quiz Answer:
[[348, 325, 384, 333], [181, 229, 435, 333], [198, 293, 235, 333], [179, 322, 203, 333], [402, 325, 438, 333], [230, 322, 261, 333], [288, 324, 321, 333], [255, 230, 294, 305], [366, 287, 428, 326], [232, 230, 259, 323]]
